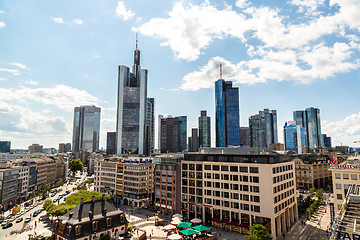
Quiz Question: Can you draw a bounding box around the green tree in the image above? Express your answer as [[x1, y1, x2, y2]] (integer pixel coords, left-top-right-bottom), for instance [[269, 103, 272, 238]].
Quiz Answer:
[[309, 187, 316, 195], [246, 224, 273, 240], [69, 159, 83, 175], [54, 180, 64, 188], [100, 234, 111, 240]]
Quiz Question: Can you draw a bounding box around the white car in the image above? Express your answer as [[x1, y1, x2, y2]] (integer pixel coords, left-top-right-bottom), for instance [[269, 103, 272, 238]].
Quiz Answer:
[[24, 217, 31, 223], [1, 220, 8, 226]]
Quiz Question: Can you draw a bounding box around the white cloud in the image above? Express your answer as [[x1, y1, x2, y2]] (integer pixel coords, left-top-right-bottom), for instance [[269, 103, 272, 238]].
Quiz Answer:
[[0, 10, 5, 14], [115, 1, 134, 21], [322, 112, 360, 146], [9, 62, 30, 70], [236, 0, 249, 8], [0, 85, 100, 112], [0, 68, 20, 75], [73, 19, 83, 25], [289, 0, 325, 16], [0, 77, 7, 81], [0, 21, 5, 28], [93, 54, 101, 58], [21, 80, 38, 85], [51, 16, 65, 24]]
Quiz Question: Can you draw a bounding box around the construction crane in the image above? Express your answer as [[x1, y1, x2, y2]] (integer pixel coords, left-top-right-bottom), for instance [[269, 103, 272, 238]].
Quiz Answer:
[[354, 141, 360, 143]]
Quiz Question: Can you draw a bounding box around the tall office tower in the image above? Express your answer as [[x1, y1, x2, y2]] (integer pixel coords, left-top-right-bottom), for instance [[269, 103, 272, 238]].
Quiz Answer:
[[249, 109, 278, 148], [187, 137, 192, 152], [215, 74, 240, 147], [198, 111, 211, 148], [72, 105, 101, 153], [116, 36, 148, 155], [321, 134, 331, 148], [190, 128, 199, 152], [145, 98, 155, 155], [59, 143, 71, 153], [106, 132, 116, 154], [0, 141, 11, 153], [239, 127, 250, 146], [177, 116, 187, 152], [65, 143, 71, 153], [293, 107, 322, 152], [159, 115, 182, 153], [284, 121, 306, 154]]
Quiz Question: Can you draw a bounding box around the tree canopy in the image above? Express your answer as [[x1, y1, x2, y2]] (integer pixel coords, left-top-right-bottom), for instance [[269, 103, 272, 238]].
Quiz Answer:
[[69, 159, 83, 174], [246, 224, 273, 240]]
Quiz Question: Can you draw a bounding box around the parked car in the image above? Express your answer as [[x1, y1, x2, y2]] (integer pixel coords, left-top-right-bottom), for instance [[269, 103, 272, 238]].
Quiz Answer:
[[2, 222, 13, 229], [33, 210, 40, 217], [16, 217, 23, 223], [24, 217, 31, 223], [53, 199, 57, 203], [51, 193, 56, 197], [1, 220, 8, 226]]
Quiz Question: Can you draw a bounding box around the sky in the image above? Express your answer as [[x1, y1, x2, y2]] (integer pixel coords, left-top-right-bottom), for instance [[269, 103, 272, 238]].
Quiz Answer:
[[0, 0, 360, 150]]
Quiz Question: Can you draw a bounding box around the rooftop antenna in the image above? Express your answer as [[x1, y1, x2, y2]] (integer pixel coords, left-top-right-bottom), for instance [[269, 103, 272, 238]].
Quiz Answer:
[[220, 64, 222, 79], [136, 32, 138, 50]]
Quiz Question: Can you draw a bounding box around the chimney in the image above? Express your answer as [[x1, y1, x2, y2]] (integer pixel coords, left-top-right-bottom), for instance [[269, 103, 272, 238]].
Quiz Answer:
[[103, 208, 107, 217], [78, 197, 84, 222], [89, 211, 93, 220], [69, 212, 73, 220]]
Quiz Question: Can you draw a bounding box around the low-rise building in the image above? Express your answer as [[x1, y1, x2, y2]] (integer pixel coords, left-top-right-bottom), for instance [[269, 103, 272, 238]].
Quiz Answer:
[[51, 195, 128, 240], [154, 155, 182, 214], [94, 157, 155, 208], [294, 155, 331, 190], [181, 149, 298, 239], [0, 168, 19, 210], [28, 144, 43, 154]]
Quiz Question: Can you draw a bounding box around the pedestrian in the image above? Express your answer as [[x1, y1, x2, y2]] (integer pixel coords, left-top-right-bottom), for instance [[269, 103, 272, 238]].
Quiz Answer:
[[283, 233, 285, 239]]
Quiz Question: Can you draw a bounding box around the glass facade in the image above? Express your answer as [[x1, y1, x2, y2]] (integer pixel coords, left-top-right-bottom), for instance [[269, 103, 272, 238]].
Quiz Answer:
[[0, 141, 11, 153], [259, 109, 278, 148], [177, 116, 187, 152], [322, 134, 331, 148], [198, 111, 211, 148], [249, 109, 277, 148], [72, 105, 101, 153], [145, 98, 155, 155], [215, 80, 240, 147], [106, 132, 116, 154], [284, 121, 305, 153], [159, 115, 182, 153]]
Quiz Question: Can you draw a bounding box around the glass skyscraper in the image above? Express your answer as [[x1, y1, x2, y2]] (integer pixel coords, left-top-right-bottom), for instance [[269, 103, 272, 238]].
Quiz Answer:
[[249, 109, 277, 148], [159, 115, 182, 153], [0, 141, 11, 153], [145, 98, 155, 155], [177, 116, 187, 152], [293, 107, 322, 152], [215, 80, 240, 147], [116, 38, 148, 155], [198, 110, 211, 148], [284, 121, 305, 153], [72, 105, 101, 153], [322, 134, 332, 148], [106, 132, 116, 154]]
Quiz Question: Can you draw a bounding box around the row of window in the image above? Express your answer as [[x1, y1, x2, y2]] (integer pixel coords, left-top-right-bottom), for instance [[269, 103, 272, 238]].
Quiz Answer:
[[335, 173, 358, 180], [274, 196, 295, 214], [273, 180, 294, 194], [273, 172, 294, 184], [274, 189, 295, 204], [273, 165, 293, 174]]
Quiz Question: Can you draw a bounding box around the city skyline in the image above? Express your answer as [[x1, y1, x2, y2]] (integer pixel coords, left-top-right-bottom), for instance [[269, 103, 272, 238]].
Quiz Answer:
[[1, 0, 360, 149]]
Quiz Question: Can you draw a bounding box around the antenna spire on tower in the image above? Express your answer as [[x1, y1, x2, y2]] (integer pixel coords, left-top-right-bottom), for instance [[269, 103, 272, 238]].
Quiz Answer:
[[136, 32, 138, 50], [220, 64, 222, 79]]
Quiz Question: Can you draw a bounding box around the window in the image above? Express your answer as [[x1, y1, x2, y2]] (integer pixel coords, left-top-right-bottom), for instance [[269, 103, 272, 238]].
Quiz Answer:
[[337, 194, 342, 200], [182, 164, 188, 170], [240, 167, 248, 173], [335, 173, 341, 179], [230, 166, 238, 172], [253, 196, 260, 202], [189, 164, 195, 170], [67, 226, 72, 235], [351, 174, 358, 180], [213, 165, 219, 171], [204, 165, 211, 170], [75, 225, 81, 236], [252, 186, 260, 193], [253, 205, 260, 212], [252, 176, 259, 183], [221, 166, 229, 171], [336, 184, 342, 189], [250, 167, 259, 173], [232, 175, 239, 181], [106, 217, 112, 227]]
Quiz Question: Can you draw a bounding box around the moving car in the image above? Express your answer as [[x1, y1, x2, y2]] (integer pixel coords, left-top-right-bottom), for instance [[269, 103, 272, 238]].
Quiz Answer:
[[1, 220, 8, 226], [24, 217, 31, 223], [2, 222, 13, 229], [33, 210, 40, 217], [16, 217, 23, 223]]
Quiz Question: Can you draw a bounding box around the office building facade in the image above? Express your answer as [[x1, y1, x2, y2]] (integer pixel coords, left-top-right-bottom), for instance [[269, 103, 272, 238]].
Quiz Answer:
[[322, 134, 332, 148], [0, 141, 11, 153], [106, 132, 116, 155], [146, 98, 155, 155], [28, 144, 43, 154], [293, 107, 322, 152], [181, 151, 297, 238], [249, 109, 277, 149], [72, 105, 101, 153], [215, 80, 240, 147], [284, 121, 306, 154], [240, 127, 250, 146], [59, 143, 71, 153], [159, 115, 182, 153], [177, 116, 187, 152], [190, 128, 199, 152], [198, 111, 211, 148], [116, 39, 148, 155]]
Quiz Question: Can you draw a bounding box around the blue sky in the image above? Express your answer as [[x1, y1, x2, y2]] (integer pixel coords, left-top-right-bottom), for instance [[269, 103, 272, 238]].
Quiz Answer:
[[0, 0, 360, 149]]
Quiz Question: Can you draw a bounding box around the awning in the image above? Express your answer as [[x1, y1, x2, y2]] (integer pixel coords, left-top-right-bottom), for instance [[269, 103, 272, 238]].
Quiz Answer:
[[179, 228, 199, 236], [192, 225, 210, 232], [229, 221, 239, 225], [220, 219, 229, 223], [177, 222, 192, 228], [239, 223, 250, 228], [211, 217, 220, 222]]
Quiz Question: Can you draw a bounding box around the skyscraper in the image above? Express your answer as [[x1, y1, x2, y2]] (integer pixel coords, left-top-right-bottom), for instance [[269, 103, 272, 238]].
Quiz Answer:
[[322, 134, 332, 148], [190, 128, 199, 152], [240, 127, 250, 146], [159, 115, 182, 153], [116, 36, 148, 155], [59, 143, 71, 153], [72, 105, 101, 153], [106, 132, 116, 154], [215, 77, 240, 147], [145, 98, 155, 155], [177, 116, 187, 152], [293, 107, 322, 152], [198, 111, 211, 148], [0, 141, 11, 153], [284, 121, 306, 153], [249, 109, 278, 148]]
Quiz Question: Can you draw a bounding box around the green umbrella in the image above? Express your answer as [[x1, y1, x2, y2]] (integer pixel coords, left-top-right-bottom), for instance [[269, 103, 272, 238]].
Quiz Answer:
[[179, 228, 199, 236], [192, 225, 210, 232], [177, 222, 192, 228]]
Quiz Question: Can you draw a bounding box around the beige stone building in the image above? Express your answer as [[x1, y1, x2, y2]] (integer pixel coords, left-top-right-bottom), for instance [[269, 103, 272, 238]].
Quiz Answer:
[[181, 151, 298, 239], [94, 157, 155, 208], [28, 144, 43, 154], [330, 157, 360, 211], [294, 155, 331, 190]]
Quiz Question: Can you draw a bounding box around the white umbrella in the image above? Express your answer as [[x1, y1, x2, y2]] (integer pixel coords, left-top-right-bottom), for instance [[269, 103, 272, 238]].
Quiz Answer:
[[171, 219, 181, 225], [172, 216, 183, 221], [168, 234, 182, 240], [172, 214, 183, 219], [164, 224, 177, 231], [190, 218, 202, 224]]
